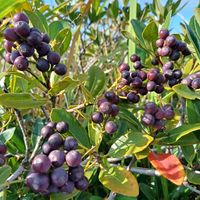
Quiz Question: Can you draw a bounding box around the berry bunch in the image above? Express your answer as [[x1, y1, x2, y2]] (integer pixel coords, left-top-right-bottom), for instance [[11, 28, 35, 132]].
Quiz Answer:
[[141, 102, 175, 130], [91, 91, 119, 134], [182, 72, 200, 89], [156, 29, 191, 59], [26, 121, 88, 195], [3, 13, 67, 75], [0, 144, 7, 166]]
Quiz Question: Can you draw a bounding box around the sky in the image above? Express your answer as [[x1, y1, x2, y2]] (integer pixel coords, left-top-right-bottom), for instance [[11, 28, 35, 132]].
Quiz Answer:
[[44, 0, 198, 32]]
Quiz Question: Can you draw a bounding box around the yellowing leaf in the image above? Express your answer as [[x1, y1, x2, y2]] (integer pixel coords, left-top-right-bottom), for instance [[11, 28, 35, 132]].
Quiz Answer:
[[99, 166, 139, 197]]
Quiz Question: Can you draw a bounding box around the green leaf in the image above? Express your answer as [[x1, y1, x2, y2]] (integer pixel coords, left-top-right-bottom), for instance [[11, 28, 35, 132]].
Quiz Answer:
[[181, 146, 195, 165], [31, 119, 43, 148], [0, 128, 15, 144], [50, 190, 79, 200], [111, 0, 119, 19], [156, 123, 200, 144], [50, 109, 91, 149], [108, 131, 153, 158], [162, 10, 172, 29], [35, 10, 48, 33], [0, 0, 26, 19], [88, 122, 102, 148], [99, 166, 139, 197], [49, 21, 64, 39], [0, 93, 46, 109], [186, 99, 200, 123], [49, 77, 80, 95], [194, 8, 200, 27], [142, 21, 158, 45], [0, 166, 11, 185], [131, 19, 145, 43], [172, 84, 200, 100], [186, 169, 200, 185], [139, 183, 156, 200], [85, 66, 106, 97], [54, 28, 72, 55]]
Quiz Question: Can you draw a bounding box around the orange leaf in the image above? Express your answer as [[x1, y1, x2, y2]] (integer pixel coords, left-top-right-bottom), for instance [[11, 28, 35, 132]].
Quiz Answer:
[[148, 152, 185, 185]]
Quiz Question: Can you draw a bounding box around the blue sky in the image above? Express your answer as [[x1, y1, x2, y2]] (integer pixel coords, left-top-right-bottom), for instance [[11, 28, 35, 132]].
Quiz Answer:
[[44, 0, 197, 32]]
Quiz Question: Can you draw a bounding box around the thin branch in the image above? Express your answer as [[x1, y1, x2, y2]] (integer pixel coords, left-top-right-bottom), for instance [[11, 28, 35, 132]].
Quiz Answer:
[[66, 103, 85, 112], [183, 182, 200, 195], [41, 106, 50, 121]]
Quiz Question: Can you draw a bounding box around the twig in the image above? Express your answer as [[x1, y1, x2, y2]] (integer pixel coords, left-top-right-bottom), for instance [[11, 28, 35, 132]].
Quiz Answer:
[[183, 182, 200, 195], [41, 106, 50, 121], [66, 103, 85, 112], [108, 192, 117, 200]]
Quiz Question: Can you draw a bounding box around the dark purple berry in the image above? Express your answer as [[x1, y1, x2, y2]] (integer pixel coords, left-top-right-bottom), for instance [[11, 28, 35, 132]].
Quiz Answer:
[[13, 13, 29, 24], [155, 109, 165, 119], [154, 119, 165, 130], [130, 54, 140, 62], [191, 78, 200, 89], [156, 38, 164, 48], [147, 81, 156, 91], [27, 31, 42, 47], [10, 50, 20, 63], [65, 150, 82, 167], [155, 74, 165, 84], [112, 95, 120, 104], [19, 42, 34, 57], [161, 46, 172, 56], [4, 40, 15, 52], [134, 61, 142, 70], [130, 77, 142, 88], [60, 181, 75, 193], [169, 50, 180, 61], [130, 71, 138, 78], [47, 51, 60, 65], [168, 78, 178, 87], [164, 110, 174, 120], [110, 104, 119, 117], [48, 184, 59, 193], [119, 63, 129, 72], [14, 21, 30, 37], [14, 56, 29, 71], [105, 121, 117, 134], [48, 150, 65, 167], [56, 121, 69, 133], [182, 48, 191, 56], [159, 29, 169, 39], [5, 53, 12, 64], [48, 133, 63, 149], [97, 98, 107, 107], [147, 71, 158, 81], [127, 92, 140, 103], [32, 154, 51, 173], [41, 33, 50, 43], [104, 91, 116, 102], [36, 42, 50, 56], [3, 28, 19, 41], [165, 35, 177, 47], [41, 125, 54, 138], [51, 167, 68, 187], [64, 136, 78, 151], [46, 121, 57, 129], [0, 155, 5, 166], [138, 87, 148, 95], [155, 85, 164, 93], [151, 57, 159, 65], [177, 41, 187, 52], [0, 144, 7, 154], [164, 69, 173, 79], [163, 61, 174, 70], [69, 165, 84, 182], [54, 63, 67, 75], [99, 101, 112, 114], [121, 70, 130, 79], [137, 70, 147, 81], [75, 176, 89, 191], [144, 102, 158, 114], [42, 143, 52, 155], [163, 104, 173, 111], [142, 113, 155, 126], [91, 112, 103, 123], [173, 69, 182, 79]]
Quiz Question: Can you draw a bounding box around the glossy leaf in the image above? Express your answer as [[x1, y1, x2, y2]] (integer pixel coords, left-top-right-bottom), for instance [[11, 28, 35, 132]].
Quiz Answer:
[[131, 19, 145, 43], [162, 10, 172, 29], [148, 152, 185, 185], [0, 128, 15, 144], [49, 21, 64, 39], [50, 109, 91, 148], [85, 66, 106, 97], [186, 169, 200, 185], [0, 93, 46, 109], [99, 166, 139, 197], [186, 99, 200, 123], [50, 189, 79, 200], [108, 131, 153, 158], [181, 146, 195, 165], [0, 165, 11, 185]]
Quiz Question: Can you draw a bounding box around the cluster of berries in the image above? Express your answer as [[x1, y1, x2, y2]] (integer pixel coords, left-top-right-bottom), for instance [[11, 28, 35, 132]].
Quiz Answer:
[[3, 12, 67, 75], [141, 102, 175, 130], [91, 91, 119, 134], [26, 121, 88, 195], [156, 29, 191, 60], [0, 144, 7, 166], [182, 72, 200, 89]]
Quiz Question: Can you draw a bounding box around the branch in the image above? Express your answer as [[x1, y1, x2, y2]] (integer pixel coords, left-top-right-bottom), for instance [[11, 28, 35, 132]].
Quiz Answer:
[[183, 182, 200, 195], [66, 103, 85, 112], [40, 106, 50, 121]]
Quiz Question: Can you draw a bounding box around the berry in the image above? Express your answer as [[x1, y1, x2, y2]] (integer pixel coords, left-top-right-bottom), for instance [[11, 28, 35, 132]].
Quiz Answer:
[[130, 71, 137, 78], [19, 43, 34, 57], [4, 40, 15, 53], [151, 57, 159, 65], [0, 155, 5, 166], [14, 21, 30, 37], [134, 61, 142, 69], [10, 50, 20, 63], [42, 143, 52, 155], [147, 71, 158, 81], [173, 69, 182, 79], [191, 78, 200, 89], [32, 154, 51, 173], [130, 54, 140, 62], [5, 53, 12, 64], [51, 167, 68, 187], [56, 121, 69, 133], [157, 48, 162, 56], [119, 63, 130, 72], [3, 28, 19, 41], [181, 78, 192, 86], [159, 29, 169, 39], [14, 56, 29, 71], [75, 176, 89, 191], [105, 121, 117, 134], [26, 173, 49, 193], [110, 104, 119, 117], [99, 101, 112, 114], [112, 95, 120, 104], [169, 50, 180, 61], [161, 46, 172, 56], [156, 38, 164, 48], [163, 61, 174, 70], [144, 102, 158, 114], [46, 121, 57, 129], [164, 69, 173, 79], [165, 35, 177, 47], [97, 98, 107, 107], [142, 113, 155, 126], [164, 109, 174, 120], [155, 85, 164, 93], [121, 70, 130, 79], [138, 87, 148, 95], [127, 92, 140, 103], [91, 112, 104, 123], [41, 33, 50, 43], [137, 70, 147, 81], [155, 109, 165, 119], [36, 42, 51, 56], [48, 184, 59, 193], [130, 77, 142, 88], [104, 91, 116, 102], [48, 150, 65, 167], [41, 125, 54, 138], [146, 81, 156, 91], [66, 150, 82, 167], [168, 78, 178, 87], [163, 104, 173, 111], [155, 74, 165, 84], [177, 41, 187, 52], [54, 63, 67, 75], [182, 48, 191, 56], [48, 133, 63, 149], [36, 58, 50, 72], [154, 119, 165, 130], [13, 13, 29, 24], [69, 165, 84, 182], [0, 144, 7, 154], [27, 31, 42, 47], [47, 51, 60, 65], [60, 181, 75, 193], [64, 136, 78, 151]]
